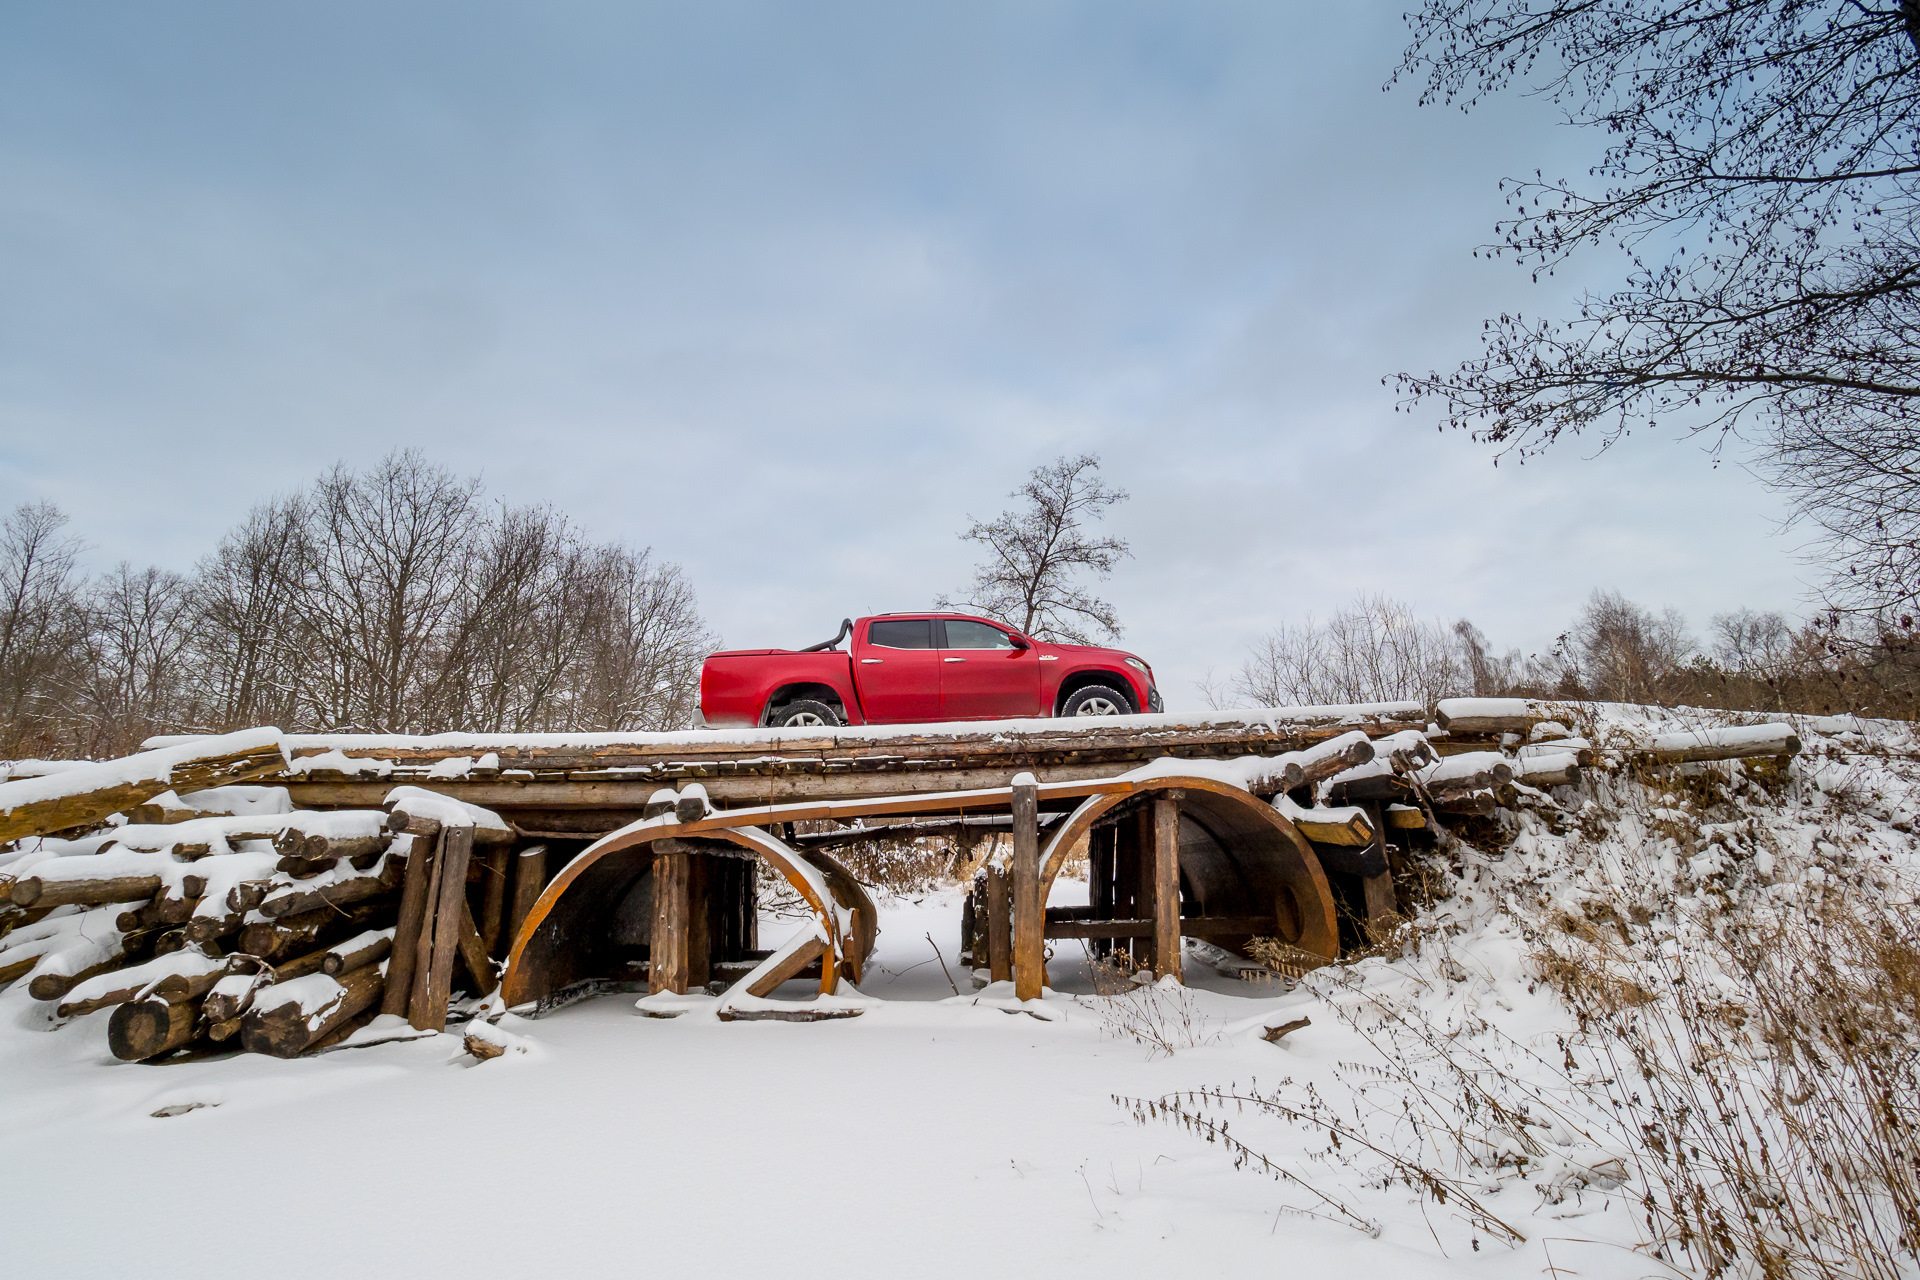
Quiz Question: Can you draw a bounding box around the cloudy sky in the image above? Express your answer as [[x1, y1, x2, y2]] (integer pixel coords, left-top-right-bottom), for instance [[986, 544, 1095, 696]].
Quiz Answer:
[[0, 2, 1810, 708]]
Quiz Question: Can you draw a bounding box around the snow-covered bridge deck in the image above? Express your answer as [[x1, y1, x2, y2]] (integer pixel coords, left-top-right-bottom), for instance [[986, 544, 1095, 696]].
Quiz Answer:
[[202, 702, 1430, 830]]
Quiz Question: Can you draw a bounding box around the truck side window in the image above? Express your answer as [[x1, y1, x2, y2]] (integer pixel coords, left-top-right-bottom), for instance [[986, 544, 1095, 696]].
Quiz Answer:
[[867, 619, 934, 649], [944, 620, 1016, 650]]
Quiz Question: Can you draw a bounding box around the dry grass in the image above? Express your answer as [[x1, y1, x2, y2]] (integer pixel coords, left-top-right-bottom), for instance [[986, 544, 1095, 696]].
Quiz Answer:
[[1076, 957, 1223, 1058], [1539, 896, 1920, 1280]]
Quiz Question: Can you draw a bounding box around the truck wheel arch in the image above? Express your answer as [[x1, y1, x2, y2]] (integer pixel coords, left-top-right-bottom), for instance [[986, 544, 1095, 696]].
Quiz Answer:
[[763, 682, 852, 725], [1053, 669, 1137, 716]]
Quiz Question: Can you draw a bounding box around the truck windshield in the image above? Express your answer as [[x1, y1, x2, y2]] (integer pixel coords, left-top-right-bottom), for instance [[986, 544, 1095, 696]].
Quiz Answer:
[[867, 619, 934, 649], [944, 620, 1016, 650]]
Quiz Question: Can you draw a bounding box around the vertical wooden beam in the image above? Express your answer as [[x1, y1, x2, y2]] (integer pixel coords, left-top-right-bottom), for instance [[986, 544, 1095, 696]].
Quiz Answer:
[[686, 854, 711, 989], [1011, 773, 1043, 1001], [419, 823, 474, 1031], [1151, 794, 1182, 983], [480, 845, 509, 955], [985, 864, 1011, 984], [383, 829, 438, 1019], [1132, 806, 1156, 968], [405, 840, 443, 1029], [1089, 824, 1115, 960], [649, 850, 690, 995], [1358, 800, 1400, 942], [505, 843, 547, 951]]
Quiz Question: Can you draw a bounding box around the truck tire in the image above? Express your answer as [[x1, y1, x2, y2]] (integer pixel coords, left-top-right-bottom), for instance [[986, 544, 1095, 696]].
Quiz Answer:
[[769, 699, 842, 728], [1060, 684, 1133, 717]]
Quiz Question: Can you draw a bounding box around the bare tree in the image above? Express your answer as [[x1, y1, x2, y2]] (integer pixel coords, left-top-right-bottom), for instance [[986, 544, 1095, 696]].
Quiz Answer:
[[297, 451, 484, 732], [1454, 618, 1527, 696], [78, 563, 194, 756], [0, 456, 720, 752], [0, 502, 88, 756], [1570, 589, 1694, 703], [944, 454, 1130, 644], [1233, 594, 1467, 708], [188, 495, 314, 732], [1394, 2, 1920, 621], [566, 545, 717, 732]]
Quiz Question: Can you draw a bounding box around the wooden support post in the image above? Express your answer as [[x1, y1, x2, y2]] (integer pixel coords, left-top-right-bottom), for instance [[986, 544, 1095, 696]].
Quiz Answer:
[[401, 834, 443, 1028], [480, 845, 508, 955], [505, 843, 547, 951], [1151, 794, 1182, 983], [1089, 825, 1115, 959], [418, 823, 474, 1032], [686, 855, 711, 989], [1131, 806, 1155, 968], [985, 864, 1011, 984], [1011, 773, 1043, 1001], [1358, 800, 1400, 942], [649, 850, 690, 995]]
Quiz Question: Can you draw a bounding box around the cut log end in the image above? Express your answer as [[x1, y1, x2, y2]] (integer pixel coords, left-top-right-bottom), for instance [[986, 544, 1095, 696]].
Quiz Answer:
[[108, 998, 198, 1061]]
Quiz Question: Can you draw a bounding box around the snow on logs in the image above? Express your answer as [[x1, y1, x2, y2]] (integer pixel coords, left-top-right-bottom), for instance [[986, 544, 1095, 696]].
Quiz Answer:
[[0, 729, 290, 844], [1630, 723, 1801, 765], [0, 767, 515, 1061]]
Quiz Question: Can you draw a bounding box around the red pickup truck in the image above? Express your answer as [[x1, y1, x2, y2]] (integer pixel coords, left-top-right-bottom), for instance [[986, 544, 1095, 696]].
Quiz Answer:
[[699, 612, 1163, 728]]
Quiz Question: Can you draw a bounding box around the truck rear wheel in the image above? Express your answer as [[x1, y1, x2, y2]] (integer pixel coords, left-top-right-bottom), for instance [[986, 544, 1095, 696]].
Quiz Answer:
[[1060, 684, 1133, 717], [769, 699, 842, 728]]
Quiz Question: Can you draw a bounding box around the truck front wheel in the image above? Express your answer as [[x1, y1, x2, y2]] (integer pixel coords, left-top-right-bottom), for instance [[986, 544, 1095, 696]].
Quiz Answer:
[[769, 699, 842, 729], [1060, 685, 1133, 717]]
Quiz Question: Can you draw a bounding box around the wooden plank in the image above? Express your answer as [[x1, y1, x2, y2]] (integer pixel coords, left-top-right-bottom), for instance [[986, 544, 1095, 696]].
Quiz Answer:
[[1011, 775, 1043, 1001], [649, 850, 690, 995], [985, 865, 1011, 984], [745, 935, 827, 999], [1151, 796, 1182, 982], [418, 823, 473, 1032]]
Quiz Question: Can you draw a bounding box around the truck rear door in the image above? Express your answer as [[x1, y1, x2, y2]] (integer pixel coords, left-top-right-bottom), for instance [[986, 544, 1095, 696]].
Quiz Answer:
[[852, 618, 944, 722], [938, 618, 1042, 719]]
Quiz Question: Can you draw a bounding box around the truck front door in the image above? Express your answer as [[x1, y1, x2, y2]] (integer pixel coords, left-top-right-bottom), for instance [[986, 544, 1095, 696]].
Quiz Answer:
[[938, 619, 1042, 719], [853, 618, 944, 722]]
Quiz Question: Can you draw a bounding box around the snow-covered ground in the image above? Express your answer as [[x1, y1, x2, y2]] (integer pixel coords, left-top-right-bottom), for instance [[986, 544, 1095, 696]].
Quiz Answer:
[[5, 706, 1917, 1280]]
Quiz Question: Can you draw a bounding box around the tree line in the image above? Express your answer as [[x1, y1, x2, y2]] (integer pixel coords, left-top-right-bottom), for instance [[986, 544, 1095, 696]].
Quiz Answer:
[[0, 451, 716, 759], [1217, 590, 1920, 719]]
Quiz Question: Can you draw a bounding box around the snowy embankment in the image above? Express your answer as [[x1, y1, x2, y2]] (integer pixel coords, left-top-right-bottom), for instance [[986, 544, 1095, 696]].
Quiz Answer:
[[1, 705, 1915, 1280]]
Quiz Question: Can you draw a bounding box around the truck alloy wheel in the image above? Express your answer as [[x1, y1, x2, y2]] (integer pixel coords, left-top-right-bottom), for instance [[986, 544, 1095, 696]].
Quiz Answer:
[[1062, 685, 1132, 717], [771, 699, 842, 728]]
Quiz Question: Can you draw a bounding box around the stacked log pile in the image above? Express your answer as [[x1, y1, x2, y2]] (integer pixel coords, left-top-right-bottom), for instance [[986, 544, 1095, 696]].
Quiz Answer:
[[0, 737, 527, 1062], [1306, 699, 1803, 827]]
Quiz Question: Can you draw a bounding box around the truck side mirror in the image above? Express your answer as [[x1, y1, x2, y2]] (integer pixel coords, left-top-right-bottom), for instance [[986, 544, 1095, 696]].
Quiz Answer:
[[1009, 633, 1031, 650]]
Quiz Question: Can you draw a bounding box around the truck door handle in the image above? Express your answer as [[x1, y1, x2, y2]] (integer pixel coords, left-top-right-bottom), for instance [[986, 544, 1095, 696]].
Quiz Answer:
[[861, 658, 882, 664], [944, 657, 965, 663]]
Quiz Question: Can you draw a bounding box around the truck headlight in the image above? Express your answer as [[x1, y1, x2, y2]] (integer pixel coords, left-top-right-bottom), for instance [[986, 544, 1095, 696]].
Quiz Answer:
[[1124, 657, 1150, 674]]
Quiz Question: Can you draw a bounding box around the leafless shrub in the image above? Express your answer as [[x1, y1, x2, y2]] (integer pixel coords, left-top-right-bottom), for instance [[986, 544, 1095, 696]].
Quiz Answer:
[[1077, 958, 1224, 1057], [1232, 593, 1466, 708], [1537, 896, 1920, 1280]]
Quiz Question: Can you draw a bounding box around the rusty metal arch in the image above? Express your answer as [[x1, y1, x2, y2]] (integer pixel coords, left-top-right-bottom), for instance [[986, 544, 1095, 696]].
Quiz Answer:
[[501, 821, 872, 1009], [1036, 774, 1340, 962]]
